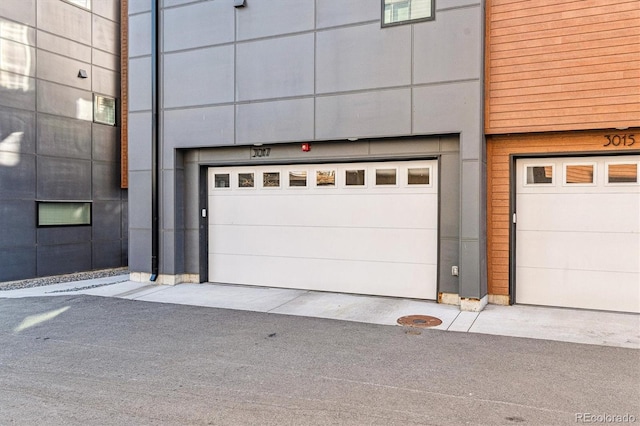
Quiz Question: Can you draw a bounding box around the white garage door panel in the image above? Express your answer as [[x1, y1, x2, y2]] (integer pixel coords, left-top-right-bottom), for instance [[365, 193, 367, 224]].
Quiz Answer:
[[208, 160, 438, 300], [517, 268, 640, 313], [517, 193, 639, 233], [517, 231, 639, 272], [210, 254, 437, 299], [210, 193, 438, 229], [209, 225, 437, 264], [516, 156, 640, 313]]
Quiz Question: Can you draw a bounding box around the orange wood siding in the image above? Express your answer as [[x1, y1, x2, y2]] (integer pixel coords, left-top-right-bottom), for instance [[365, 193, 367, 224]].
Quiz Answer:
[[486, 0, 640, 134], [120, 0, 128, 189], [486, 130, 640, 296]]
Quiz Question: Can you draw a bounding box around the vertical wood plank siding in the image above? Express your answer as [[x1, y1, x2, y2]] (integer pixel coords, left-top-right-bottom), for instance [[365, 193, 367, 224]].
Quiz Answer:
[[486, 132, 639, 296], [120, 0, 129, 189], [486, 0, 640, 134]]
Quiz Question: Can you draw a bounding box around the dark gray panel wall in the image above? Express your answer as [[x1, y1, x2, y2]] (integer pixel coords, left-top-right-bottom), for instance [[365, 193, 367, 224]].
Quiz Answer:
[[0, 0, 126, 282]]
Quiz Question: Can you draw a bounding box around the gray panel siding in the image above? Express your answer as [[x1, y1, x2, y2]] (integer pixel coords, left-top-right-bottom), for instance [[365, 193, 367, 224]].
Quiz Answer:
[[0, 106, 36, 154], [316, 23, 411, 94], [413, 6, 482, 84], [0, 0, 35, 26], [316, 89, 411, 140], [37, 114, 92, 160], [316, 0, 380, 28], [0, 153, 35, 199], [236, 99, 314, 145], [163, 1, 234, 52], [236, 34, 314, 102], [36, 50, 92, 91], [236, 0, 314, 41], [0, 247, 36, 281], [36, 0, 91, 46], [37, 157, 92, 200], [0, 200, 36, 248], [164, 106, 234, 150], [37, 242, 92, 276], [164, 46, 234, 108]]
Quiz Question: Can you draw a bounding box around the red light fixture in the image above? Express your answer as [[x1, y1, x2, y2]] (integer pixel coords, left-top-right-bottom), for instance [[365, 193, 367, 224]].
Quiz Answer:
[[301, 142, 311, 152]]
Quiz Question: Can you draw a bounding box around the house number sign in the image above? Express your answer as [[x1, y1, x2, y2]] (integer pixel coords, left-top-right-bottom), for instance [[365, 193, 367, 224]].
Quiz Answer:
[[251, 147, 271, 158], [603, 134, 635, 147]]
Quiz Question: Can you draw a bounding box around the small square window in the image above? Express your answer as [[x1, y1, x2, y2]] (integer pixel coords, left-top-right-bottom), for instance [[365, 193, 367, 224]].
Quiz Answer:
[[38, 202, 91, 227], [376, 169, 396, 185], [238, 173, 254, 188], [382, 0, 434, 26], [346, 169, 365, 186], [565, 164, 594, 184], [525, 166, 553, 185], [316, 170, 336, 187], [607, 163, 638, 184], [263, 172, 280, 187], [94, 94, 116, 126], [408, 167, 430, 185], [214, 174, 230, 188], [289, 171, 307, 187]]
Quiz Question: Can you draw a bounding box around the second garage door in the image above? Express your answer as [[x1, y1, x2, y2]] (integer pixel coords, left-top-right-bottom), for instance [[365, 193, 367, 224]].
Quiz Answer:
[[208, 160, 438, 300], [515, 155, 640, 313]]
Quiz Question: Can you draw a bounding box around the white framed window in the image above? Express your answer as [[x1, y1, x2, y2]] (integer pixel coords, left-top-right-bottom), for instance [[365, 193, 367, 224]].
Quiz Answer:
[[262, 171, 281, 188], [37, 201, 91, 227], [94, 94, 116, 126], [288, 171, 307, 187], [214, 173, 230, 188], [407, 167, 431, 186], [238, 172, 255, 188], [345, 169, 366, 187], [606, 162, 638, 184], [564, 163, 596, 186], [382, 0, 434, 26], [315, 170, 336, 188], [524, 165, 554, 186], [375, 168, 397, 186]]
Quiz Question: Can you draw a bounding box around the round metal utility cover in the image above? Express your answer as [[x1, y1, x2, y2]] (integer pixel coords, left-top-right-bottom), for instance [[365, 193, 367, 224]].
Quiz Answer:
[[397, 315, 442, 328]]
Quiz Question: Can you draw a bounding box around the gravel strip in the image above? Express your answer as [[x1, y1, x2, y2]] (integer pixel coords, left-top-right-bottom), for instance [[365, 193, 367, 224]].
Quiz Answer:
[[0, 268, 129, 291]]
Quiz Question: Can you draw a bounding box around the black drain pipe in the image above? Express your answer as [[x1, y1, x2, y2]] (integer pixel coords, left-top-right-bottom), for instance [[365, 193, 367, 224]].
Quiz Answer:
[[150, 0, 160, 281]]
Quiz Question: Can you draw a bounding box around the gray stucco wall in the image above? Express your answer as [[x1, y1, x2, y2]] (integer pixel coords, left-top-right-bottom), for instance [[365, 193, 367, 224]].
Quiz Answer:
[[0, 0, 126, 281], [128, 0, 486, 299]]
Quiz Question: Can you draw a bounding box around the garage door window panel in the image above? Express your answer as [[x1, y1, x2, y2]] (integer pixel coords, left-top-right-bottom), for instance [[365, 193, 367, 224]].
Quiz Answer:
[[345, 169, 366, 186], [525, 165, 554, 185], [238, 172, 255, 188], [315, 170, 336, 187], [564, 164, 595, 186], [607, 163, 638, 184], [408, 167, 430, 186], [376, 168, 397, 186], [289, 171, 307, 187], [263, 172, 281, 188], [214, 173, 230, 188]]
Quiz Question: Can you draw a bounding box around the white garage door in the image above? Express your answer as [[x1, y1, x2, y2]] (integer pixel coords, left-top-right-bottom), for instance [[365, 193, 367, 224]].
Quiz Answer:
[[207, 160, 438, 299], [515, 155, 640, 313]]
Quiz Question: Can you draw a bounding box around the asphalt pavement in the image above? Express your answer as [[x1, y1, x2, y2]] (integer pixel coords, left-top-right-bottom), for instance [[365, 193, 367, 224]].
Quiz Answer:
[[0, 294, 638, 425]]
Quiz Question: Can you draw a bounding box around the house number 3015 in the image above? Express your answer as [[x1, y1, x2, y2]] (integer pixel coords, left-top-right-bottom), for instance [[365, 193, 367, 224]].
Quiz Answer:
[[603, 134, 635, 147]]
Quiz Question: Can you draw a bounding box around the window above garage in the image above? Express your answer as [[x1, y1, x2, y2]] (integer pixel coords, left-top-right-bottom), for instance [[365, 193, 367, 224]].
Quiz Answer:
[[382, 0, 434, 26]]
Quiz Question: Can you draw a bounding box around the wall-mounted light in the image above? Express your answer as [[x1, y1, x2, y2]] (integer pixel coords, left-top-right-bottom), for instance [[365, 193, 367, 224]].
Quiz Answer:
[[77, 69, 88, 79], [234, 0, 246, 7]]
